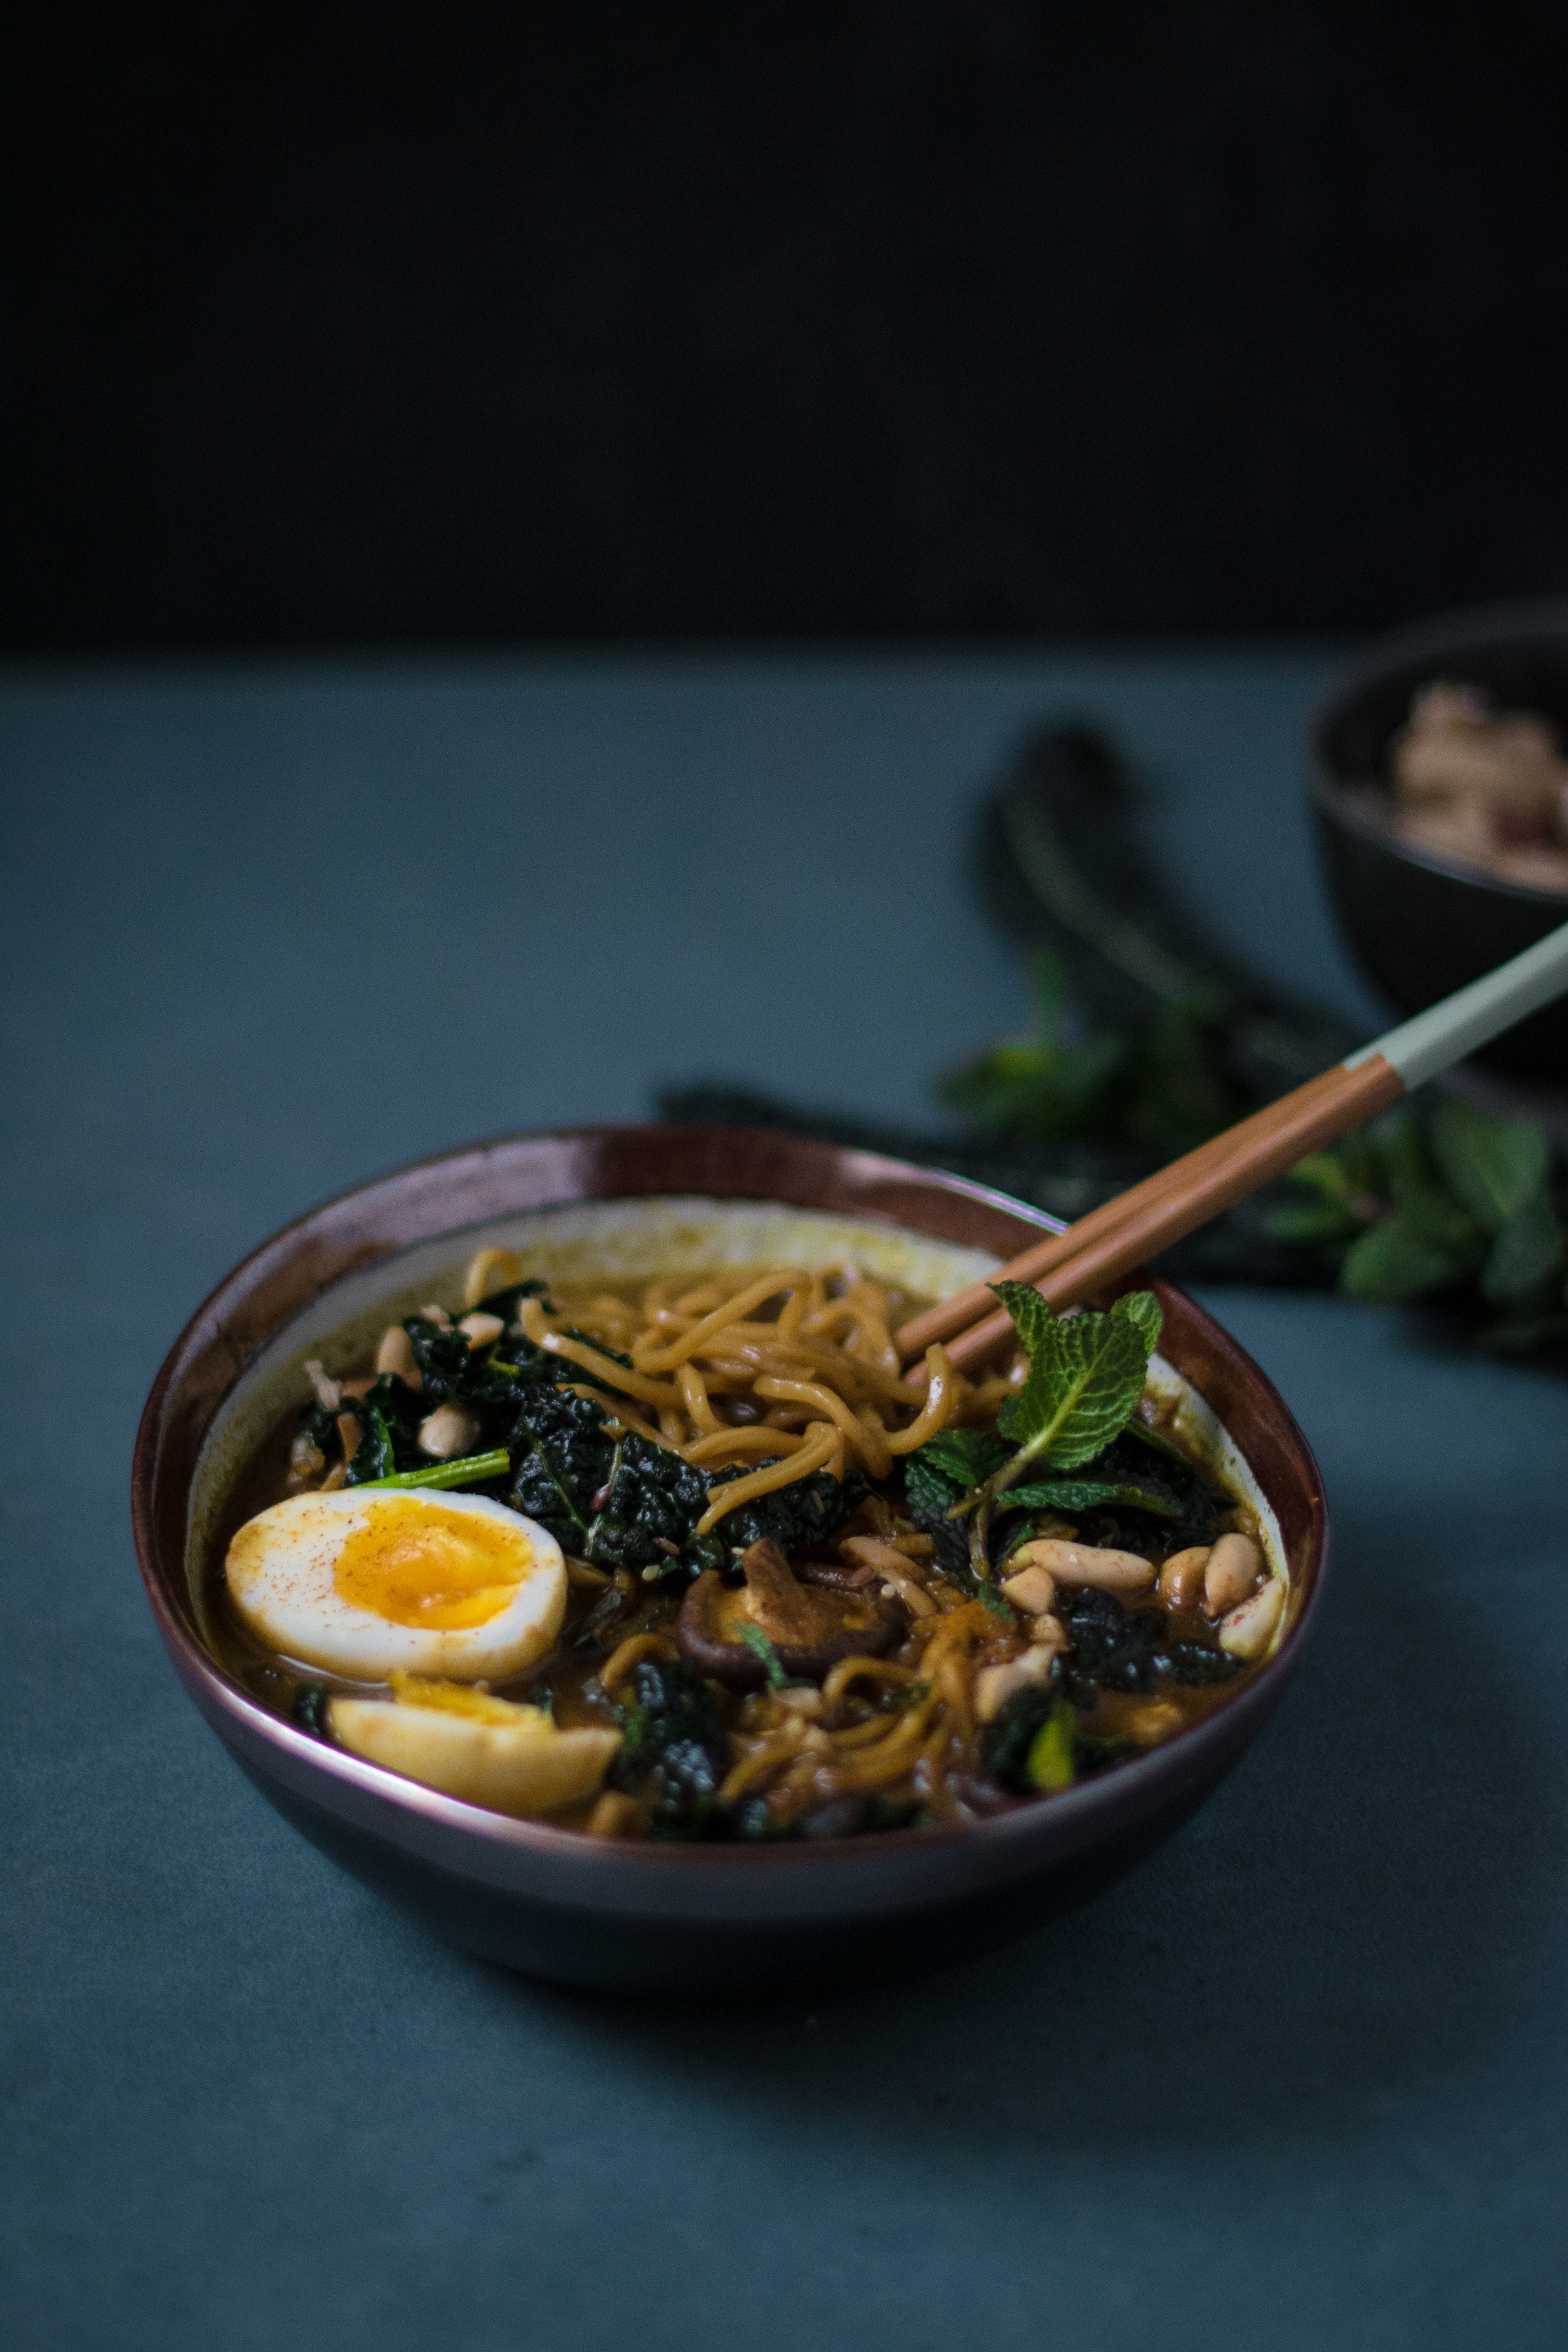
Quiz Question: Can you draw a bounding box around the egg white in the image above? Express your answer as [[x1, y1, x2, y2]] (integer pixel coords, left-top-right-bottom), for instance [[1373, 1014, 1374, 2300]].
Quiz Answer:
[[225, 1487, 566, 1681]]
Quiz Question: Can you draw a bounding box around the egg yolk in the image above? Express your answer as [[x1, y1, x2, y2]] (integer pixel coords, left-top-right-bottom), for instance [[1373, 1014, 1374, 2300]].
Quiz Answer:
[[333, 1499, 528, 1629]]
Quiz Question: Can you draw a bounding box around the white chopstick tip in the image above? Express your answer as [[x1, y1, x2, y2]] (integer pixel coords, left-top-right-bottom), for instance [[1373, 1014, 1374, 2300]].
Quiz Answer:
[[1348, 919, 1568, 1089]]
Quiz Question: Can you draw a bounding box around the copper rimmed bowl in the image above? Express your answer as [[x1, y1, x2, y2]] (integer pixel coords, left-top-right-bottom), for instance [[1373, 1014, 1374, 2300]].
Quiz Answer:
[[131, 1125, 1328, 1994]]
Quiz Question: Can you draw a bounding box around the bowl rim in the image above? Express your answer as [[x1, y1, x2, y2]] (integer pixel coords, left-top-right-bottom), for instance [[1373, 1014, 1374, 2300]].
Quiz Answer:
[[1307, 599, 1568, 912], [131, 1122, 1329, 1879]]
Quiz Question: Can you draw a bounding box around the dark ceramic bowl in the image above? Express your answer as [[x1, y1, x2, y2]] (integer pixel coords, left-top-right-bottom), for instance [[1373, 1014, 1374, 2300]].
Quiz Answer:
[[131, 1125, 1328, 1995], [1310, 599, 1568, 1082]]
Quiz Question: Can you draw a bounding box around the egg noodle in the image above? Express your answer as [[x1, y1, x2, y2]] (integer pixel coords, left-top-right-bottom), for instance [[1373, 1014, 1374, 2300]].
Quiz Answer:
[[503, 1261, 1009, 1533]]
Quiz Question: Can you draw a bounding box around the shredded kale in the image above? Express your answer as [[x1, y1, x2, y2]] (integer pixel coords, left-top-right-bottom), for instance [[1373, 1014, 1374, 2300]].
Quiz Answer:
[[1074, 1430, 1234, 1555], [981, 1684, 1146, 1793], [404, 1316, 484, 1406], [470, 1278, 552, 1321]]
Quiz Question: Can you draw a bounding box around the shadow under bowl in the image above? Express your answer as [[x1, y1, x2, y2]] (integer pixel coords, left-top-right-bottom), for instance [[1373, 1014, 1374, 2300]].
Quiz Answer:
[[1310, 598, 1568, 1082], [131, 1125, 1328, 1995]]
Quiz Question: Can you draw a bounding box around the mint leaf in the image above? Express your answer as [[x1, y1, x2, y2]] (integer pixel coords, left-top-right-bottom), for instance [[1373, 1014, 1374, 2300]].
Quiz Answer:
[[989, 1281, 1150, 1472], [1380, 1108, 1447, 1203], [919, 1428, 1013, 1489], [938, 950, 1131, 1143], [1481, 1186, 1565, 1307], [1265, 1198, 1365, 1249], [1002, 1476, 1181, 1520], [903, 1451, 962, 1524], [1125, 1419, 1201, 1475], [1112, 1289, 1163, 1357], [1431, 1098, 1550, 1234], [1339, 1194, 1484, 1303], [976, 1583, 1016, 1620]]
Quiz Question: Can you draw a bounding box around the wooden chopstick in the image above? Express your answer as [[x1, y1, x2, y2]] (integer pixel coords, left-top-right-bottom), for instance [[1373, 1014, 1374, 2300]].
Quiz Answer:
[[895, 917, 1568, 1377]]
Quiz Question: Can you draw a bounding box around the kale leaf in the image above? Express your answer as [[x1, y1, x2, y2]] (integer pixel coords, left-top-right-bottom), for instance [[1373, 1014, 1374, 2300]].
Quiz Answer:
[[506, 1381, 615, 1550], [343, 1400, 398, 1484], [1057, 1584, 1169, 1694], [342, 1373, 428, 1482], [470, 1278, 552, 1321], [1054, 1583, 1238, 1697], [584, 1433, 713, 1575], [691, 1463, 867, 1575], [903, 1428, 1011, 1572], [294, 1395, 342, 1461], [611, 1657, 729, 1837], [505, 1387, 862, 1578], [1080, 1428, 1233, 1554], [405, 1315, 482, 1405], [1155, 1641, 1242, 1687], [913, 1426, 1013, 1497]]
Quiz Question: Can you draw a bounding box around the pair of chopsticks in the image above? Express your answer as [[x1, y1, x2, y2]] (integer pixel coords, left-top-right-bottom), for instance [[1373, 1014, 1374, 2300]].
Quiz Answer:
[[895, 919, 1568, 1375]]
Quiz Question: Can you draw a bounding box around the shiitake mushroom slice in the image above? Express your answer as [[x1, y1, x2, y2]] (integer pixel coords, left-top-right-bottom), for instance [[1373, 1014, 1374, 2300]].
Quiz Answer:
[[677, 1538, 904, 1690]]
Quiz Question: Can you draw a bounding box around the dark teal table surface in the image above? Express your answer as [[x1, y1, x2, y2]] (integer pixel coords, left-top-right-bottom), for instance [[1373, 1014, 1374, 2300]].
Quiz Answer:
[[4, 655, 1565, 2352]]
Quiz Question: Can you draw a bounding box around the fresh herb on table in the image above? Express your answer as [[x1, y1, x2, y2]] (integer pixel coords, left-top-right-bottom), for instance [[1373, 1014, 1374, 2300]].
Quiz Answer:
[[942, 948, 1245, 1161], [1267, 1098, 1568, 1349], [664, 722, 1568, 1357]]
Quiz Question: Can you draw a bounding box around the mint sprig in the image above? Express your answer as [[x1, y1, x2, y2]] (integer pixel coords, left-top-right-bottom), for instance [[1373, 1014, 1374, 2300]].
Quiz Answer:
[[990, 1281, 1158, 1472], [945, 1282, 1164, 1576]]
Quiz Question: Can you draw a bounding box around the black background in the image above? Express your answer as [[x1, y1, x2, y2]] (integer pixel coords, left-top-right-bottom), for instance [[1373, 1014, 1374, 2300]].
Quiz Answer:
[[7, 1, 1568, 652]]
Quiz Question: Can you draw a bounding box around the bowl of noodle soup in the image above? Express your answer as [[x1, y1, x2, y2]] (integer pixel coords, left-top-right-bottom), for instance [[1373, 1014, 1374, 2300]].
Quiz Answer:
[[132, 1125, 1328, 1993]]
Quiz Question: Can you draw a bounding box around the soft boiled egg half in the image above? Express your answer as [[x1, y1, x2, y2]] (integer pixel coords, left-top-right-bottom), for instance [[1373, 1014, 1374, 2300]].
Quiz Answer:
[[225, 1486, 565, 1682]]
